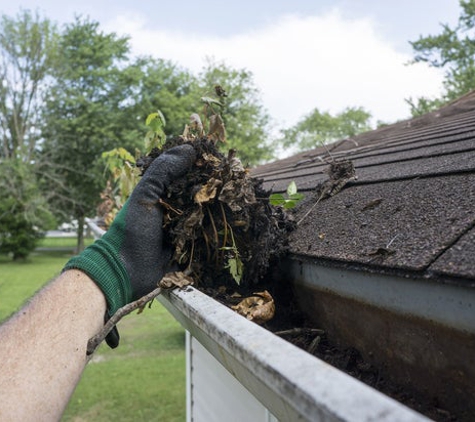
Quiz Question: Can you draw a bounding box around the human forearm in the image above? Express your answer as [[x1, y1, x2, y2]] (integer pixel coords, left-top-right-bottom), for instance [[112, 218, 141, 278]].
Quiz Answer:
[[0, 145, 196, 421], [0, 270, 106, 421]]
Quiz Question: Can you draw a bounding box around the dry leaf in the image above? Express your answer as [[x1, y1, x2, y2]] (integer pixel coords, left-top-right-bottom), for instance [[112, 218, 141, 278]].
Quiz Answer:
[[208, 114, 226, 143], [201, 152, 222, 167], [190, 113, 204, 135], [232, 290, 275, 324], [159, 271, 194, 289], [194, 177, 223, 204], [174, 207, 204, 261], [219, 179, 256, 212]]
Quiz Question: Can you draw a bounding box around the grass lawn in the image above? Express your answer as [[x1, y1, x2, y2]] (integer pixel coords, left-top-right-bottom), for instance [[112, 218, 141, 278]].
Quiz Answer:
[[0, 244, 186, 422], [37, 236, 94, 249]]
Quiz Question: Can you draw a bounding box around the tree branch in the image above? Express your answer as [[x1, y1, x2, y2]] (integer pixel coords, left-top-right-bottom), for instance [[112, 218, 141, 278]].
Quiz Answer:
[[86, 286, 163, 356]]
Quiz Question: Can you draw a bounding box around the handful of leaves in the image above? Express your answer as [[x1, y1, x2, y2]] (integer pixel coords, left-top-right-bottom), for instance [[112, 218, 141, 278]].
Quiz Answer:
[[99, 87, 298, 325], [139, 136, 294, 288]]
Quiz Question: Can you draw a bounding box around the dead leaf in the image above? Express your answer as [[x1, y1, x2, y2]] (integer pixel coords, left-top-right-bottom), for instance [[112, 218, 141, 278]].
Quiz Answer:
[[159, 271, 194, 289], [361, 198, 383, 211], [232, 290, 275, 325], [219, 179, 256, 212], [194, 177, 223, 204], [227, 149, 245, 173], [190, 113, 204, 135], [201, 152, 222, 167], [214, 85, 228, 97], [174, 207, 204, 261], [208, 114, 226, 143]]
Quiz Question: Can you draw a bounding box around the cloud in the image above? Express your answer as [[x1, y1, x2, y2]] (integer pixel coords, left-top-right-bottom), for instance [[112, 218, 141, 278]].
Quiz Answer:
[[105, 9, 444, 130]]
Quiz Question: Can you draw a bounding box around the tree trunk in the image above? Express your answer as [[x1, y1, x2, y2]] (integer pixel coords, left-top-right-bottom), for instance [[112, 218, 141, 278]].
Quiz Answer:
[[76, 216, 85, 253]]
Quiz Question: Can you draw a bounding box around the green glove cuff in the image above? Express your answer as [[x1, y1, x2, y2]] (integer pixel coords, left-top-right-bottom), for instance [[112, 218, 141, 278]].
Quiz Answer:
[[63, 205, 132, 316]]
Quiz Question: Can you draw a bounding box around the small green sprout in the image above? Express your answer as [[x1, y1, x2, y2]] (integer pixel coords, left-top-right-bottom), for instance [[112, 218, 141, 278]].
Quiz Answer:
[[269, 181, 304, 209], [144, 110, 166, 153], [219, 224, 243, 285]]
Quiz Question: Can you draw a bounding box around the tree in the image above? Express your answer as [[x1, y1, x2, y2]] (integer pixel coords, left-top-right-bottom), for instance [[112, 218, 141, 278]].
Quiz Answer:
[[407, 0, 475, 115], [280, 106, 372, 152], [0, 10, 58, 259], [40, 17, 139, 252], [0, 10, 58, 161], [196, 60, 274, 166], [0, 160, 55, 259], [126, 57, 198, 138]]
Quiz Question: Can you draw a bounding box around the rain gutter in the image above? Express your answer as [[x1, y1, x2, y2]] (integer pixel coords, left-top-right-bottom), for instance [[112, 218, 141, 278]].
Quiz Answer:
[[158, 287, 429, 422], [85, 218, 432, 421]]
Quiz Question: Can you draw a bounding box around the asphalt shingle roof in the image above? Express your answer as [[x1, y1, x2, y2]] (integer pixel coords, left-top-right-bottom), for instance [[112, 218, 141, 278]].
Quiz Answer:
[[252, 92, 475, 283]]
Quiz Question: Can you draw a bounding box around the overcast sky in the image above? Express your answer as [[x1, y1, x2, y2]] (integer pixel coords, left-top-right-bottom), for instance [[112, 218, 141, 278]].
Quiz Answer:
[[1, 0, 462, 134]]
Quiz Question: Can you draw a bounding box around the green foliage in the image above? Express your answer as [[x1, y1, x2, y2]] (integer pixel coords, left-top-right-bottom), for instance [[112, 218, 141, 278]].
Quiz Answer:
[[102, 147, 139, 205], [144, 110, 167, 153], [0, 10, 279, 260], [405, 96, 446, 117], [0, 160, 55, 260], [0, 10, 58, 161], [408, 0, 475, 115], [269, 181, 305, 209], [220, 225, 244, 285], [197, 59, 274, 165], [280, 106, 372, 152], [125, 57, 198, 139], [40, 16, 139, 250]]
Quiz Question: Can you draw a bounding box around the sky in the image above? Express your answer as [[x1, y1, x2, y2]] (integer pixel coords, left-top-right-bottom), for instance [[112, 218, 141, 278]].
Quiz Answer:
[[0, 0, 463, 137]]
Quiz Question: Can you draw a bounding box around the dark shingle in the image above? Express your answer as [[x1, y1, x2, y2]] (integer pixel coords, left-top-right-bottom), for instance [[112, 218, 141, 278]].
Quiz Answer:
[[429, 227, 475, 280], [290, 174, 475, 273], [253, 92, 475, 281]]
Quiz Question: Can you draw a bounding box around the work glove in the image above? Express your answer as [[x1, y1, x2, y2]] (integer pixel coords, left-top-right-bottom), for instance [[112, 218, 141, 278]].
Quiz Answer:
[[64, 144, 196, 347]]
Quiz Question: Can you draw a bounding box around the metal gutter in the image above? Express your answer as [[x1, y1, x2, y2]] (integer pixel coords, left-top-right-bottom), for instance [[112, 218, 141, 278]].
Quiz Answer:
[[288, 258, 475, 334], [84, 218, 448, 420], [159, 287, 430, 422], [286, 257, 475, 420], [85, 218, 105, 239]]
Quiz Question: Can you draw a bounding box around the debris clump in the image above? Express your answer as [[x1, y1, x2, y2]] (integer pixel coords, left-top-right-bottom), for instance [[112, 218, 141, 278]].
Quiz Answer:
[[138, 137, 295, 290]]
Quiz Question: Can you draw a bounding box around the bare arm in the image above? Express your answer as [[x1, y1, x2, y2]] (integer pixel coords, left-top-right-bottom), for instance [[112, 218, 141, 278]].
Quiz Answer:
[[0, 270, 106, 421], [0, 146, 196, 421]]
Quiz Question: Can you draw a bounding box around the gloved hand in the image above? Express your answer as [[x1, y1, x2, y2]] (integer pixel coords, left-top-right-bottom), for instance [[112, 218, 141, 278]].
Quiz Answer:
[[64, 144, 196, 347]]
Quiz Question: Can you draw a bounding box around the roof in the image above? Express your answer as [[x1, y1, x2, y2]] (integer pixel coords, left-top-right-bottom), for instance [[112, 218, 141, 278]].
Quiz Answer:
[[252, 91, 475, 284]]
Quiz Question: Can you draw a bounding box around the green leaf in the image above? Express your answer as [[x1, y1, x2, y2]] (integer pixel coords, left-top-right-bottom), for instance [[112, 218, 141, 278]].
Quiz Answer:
[[269, 183, 304, 209], [226, 257, 244, 285], [283, 200, 296, 209], [145, 112, 159, 126], [269, 193, 285, 206], [145, 111, 166, 132], [287, 181, 298, 196], [116, 147, 135, 163], [289, 193, 304, 201], [201, 96, 223, 107], [156, 109, 166, 126]]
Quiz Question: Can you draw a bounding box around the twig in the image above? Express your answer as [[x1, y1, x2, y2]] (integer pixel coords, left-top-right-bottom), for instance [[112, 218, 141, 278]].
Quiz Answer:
[[386, 234, 400, 249], [201, 227, 211, 262], [188, 236, 195, 272], [219, 202, 228, 248], [307, 335, 321, 355], [297, 190, 325, 226], [274, 327, 324, 336], [207, 205, 219, 246], [87, 286, 163, 356]]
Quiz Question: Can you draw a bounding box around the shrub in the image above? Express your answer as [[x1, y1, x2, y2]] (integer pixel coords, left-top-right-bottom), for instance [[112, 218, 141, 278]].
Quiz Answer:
[[0, 160, 55, 260]]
